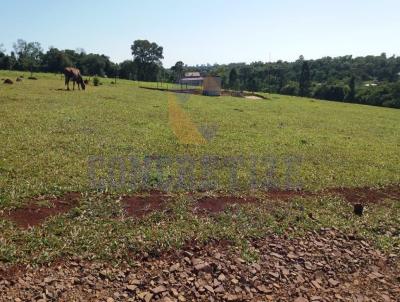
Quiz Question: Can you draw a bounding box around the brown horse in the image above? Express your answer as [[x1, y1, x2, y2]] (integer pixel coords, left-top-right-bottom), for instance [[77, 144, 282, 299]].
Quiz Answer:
[[64, 67, 86, 90]]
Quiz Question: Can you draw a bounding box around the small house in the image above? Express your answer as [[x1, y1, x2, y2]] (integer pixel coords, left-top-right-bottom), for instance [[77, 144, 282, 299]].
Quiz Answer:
[[179, 72, 203, 87]]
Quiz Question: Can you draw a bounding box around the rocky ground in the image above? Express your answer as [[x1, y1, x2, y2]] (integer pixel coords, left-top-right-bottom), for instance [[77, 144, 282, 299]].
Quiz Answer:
[[1, 228, 399, 302]]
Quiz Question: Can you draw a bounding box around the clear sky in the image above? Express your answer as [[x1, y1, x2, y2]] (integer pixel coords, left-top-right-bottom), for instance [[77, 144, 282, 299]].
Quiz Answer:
[[1, 0, 399, 67]]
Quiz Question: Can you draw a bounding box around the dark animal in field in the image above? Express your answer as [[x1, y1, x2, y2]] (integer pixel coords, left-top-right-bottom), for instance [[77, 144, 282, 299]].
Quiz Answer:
[[16, 77, 23, 82], [84, 79, 89, 85], [3, 79, 13, 84], [28, 76, 38, 80], [64, 67, 86, 90]]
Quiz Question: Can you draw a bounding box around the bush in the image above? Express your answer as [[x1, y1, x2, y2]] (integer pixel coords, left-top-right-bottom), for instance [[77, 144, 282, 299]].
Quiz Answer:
[[93, 77, 101, 86], [280, 82, 298, 96], [313, 84, 349, 102]]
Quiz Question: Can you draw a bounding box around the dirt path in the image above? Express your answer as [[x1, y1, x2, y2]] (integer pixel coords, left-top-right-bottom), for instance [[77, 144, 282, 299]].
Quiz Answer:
[[1, 229, 398, 301]]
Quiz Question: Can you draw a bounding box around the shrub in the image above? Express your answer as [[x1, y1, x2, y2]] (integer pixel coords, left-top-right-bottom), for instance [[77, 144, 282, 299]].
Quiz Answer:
[[313, 84, 349, 102], [280, 82, 298, 96], [93, 77, 101, 86]]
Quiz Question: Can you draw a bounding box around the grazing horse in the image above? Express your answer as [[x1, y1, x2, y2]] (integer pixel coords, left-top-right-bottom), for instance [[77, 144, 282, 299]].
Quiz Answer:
[[64, 67, 86, 90]]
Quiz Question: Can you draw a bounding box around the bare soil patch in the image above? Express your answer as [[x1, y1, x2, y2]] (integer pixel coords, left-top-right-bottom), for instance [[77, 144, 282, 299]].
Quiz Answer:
[[2, 185, 399, 228], [326, 185, 400, 204], [121, 191, 170, 218], [1, 192, 80, 228], [245, 95, 263, 100]]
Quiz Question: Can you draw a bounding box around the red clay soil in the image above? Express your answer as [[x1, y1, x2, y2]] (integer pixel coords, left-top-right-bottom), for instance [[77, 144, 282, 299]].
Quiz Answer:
[[194, 185, 400, 214], [2, 185, 399, 228], [326, 185, 400, 204], [264, 185, 400, 204], [121, 191, 170, 218], [1, 192, 80, 228]]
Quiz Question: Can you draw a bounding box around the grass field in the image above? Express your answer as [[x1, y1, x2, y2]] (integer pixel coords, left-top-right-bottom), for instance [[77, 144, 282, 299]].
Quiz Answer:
[[0, 70, 399, 264]]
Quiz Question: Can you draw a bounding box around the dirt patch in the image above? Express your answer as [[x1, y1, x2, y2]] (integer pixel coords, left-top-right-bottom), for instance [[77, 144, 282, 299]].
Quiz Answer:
[[193, 185, 400, 214], [2, 192, 81, 228], [194, 195, 259, 214], [121, 191, 170, 218], [327, 185, 400, 204], [2, 185, 398, 227], [245, 95, 262, 100]]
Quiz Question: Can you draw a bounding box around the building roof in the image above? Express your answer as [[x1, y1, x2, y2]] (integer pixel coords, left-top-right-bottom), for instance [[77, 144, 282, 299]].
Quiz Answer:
[[184, 72, 201, 78], [180, 77, 204, 82]]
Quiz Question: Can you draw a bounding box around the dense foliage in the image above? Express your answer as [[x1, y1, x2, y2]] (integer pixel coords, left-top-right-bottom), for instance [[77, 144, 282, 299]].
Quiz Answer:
[[0, 39, 399, 108], [180, 54, 400, 108]]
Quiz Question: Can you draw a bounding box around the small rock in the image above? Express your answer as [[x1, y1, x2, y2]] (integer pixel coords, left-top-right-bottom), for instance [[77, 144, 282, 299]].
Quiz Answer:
[[151, 285, 167, 294], [194, 262, 211, 273], [257, 285, 271, 293], [328, 278, 340, 287], [169, 263, 180, 272], [178, 295, 186, 302], [171, 288, 179, 297], [217, 274, 226, 281], [294, 297, 309, 302], [126, 284, 137, 291], [144, 293, 153, 302], [270, 252, 283, 259], [224, 294, 239, 301]]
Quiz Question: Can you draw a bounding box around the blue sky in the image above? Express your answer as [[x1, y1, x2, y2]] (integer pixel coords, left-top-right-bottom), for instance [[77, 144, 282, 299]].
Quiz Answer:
[[1, 0, 399, 67]]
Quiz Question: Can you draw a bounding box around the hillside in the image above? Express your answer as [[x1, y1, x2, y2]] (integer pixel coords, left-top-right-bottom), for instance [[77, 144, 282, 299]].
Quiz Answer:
[[0, 71, 399, 207], [1, 71, 400, 301]]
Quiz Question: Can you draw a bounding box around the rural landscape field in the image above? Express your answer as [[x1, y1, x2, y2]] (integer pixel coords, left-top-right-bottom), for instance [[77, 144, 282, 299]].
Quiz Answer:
[[1, 1, 400, 301], [1, 70, 399, 301]]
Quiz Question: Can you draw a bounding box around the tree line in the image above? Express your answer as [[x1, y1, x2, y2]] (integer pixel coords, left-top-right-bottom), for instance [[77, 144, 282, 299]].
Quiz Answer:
[[179, 55, 400, 109], [0, 39, 163, 81], [0, 39, 399, 108]]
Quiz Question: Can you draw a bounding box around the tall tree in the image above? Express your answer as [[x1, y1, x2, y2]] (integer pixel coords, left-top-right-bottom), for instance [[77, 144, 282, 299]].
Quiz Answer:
[[171, 61, 184, 81], [299, 61, 311, 97], [131, 40, 163, 81], [229, 68, 239, 90], [13, 39, 43, 75], [42, 48, 72, 73], [119, 60, 136, 80], [347, 76, 356, 101]]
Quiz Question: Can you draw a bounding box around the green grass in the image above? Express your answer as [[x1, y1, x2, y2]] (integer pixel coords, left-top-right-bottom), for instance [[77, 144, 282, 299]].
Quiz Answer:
[[1, 70, 399, 206], [0, 70, 399, 264], [1, 193, 398, 264]]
